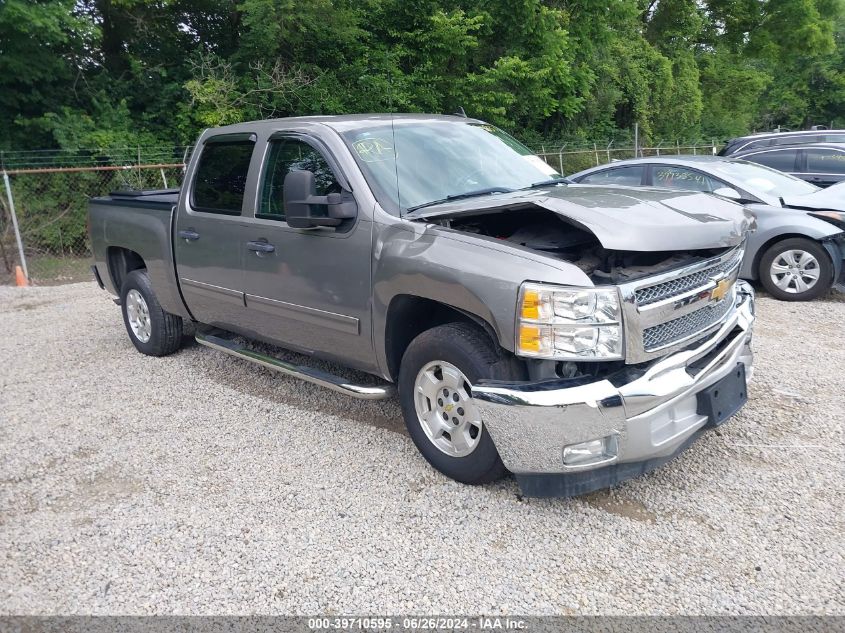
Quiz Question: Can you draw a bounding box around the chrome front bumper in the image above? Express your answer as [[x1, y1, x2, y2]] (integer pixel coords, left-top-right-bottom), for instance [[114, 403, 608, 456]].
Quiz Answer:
[[473, 281, 755, 497]]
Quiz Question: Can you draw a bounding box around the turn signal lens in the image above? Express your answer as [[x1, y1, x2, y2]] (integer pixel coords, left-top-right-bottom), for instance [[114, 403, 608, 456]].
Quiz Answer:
[[520, 289, 541, 320]]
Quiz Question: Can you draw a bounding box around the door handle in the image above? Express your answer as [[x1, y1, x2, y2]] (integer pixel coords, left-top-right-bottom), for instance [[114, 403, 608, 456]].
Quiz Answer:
[[178, 229, 200, 241], [247, 240, 275, 253]]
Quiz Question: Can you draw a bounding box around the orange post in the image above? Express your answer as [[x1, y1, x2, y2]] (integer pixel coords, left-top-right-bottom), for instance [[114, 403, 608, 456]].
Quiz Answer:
[[14, 265, 27, 287]]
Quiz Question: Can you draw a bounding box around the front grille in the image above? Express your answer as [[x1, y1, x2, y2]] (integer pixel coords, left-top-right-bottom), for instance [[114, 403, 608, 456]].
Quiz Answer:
[[635, 248, 743, 306], [642, 295, 733, 351]]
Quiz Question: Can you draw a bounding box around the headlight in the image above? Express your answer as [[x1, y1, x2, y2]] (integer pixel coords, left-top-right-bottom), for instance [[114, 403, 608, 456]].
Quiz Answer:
[[808, 211, 845, 230], [517, 283, 624, 360]]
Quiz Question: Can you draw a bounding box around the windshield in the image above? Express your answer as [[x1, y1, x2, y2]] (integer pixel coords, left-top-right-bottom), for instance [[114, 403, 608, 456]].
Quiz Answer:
[[340, 121, 560, 214], [710, 160, 819, 197]]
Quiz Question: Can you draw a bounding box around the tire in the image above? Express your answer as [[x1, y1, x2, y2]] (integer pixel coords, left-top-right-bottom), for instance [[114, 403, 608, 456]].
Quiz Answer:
[[398, 322, 525, 485], [120, 269, 183, 356], [758, 237, 833, 302]]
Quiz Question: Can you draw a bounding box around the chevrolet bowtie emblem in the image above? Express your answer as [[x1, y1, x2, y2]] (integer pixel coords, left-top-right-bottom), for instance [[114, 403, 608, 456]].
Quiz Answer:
[[710, 278, 733, 301]]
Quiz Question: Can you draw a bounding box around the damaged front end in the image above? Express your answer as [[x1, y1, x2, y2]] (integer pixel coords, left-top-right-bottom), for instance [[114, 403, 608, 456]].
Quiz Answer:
[[407, 184, 753, 285], [408, 186, 756, 496]]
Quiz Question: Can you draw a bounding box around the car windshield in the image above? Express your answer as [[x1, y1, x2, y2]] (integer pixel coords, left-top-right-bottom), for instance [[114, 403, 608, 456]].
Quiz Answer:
[[340, 121, 560, 214], [710, 160, 819, 196]]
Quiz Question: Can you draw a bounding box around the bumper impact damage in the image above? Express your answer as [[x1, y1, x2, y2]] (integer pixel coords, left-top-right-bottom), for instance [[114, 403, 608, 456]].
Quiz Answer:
[[473, 281, 755, 497]]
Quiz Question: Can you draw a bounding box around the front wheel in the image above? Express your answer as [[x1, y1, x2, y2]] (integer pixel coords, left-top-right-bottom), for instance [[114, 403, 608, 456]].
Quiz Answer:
[[759, 238, 833, 301], [398, 322, 524, 485]]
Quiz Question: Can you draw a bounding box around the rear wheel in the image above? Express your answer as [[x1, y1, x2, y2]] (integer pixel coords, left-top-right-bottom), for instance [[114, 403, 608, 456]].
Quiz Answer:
[[759, 238, 832, 301], [120, 269, 183, 356], [398, 322, 524, 485]]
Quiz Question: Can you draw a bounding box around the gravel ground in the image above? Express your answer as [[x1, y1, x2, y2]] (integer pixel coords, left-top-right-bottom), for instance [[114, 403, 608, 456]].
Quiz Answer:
[[1, 282, 843, 615]]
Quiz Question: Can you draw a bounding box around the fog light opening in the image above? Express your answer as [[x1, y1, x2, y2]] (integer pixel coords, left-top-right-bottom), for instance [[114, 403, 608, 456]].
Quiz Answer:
[[562, 435, 618, 467]]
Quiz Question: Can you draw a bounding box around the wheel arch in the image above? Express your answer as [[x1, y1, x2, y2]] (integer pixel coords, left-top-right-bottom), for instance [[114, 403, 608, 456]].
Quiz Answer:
[[107, 246, 147, 293], [749, 232, 832, 281], [384, 295, 505, 382]]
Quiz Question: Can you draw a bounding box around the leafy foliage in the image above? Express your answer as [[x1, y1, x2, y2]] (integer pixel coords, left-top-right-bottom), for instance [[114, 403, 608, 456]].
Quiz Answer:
[[1, 0, 844, 151]]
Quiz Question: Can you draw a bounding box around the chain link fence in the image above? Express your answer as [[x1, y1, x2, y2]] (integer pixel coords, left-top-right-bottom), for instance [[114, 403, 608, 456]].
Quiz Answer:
[[1, 163, 186, 285], [530, 142, 717, 175], [0, 140, 717, 286]]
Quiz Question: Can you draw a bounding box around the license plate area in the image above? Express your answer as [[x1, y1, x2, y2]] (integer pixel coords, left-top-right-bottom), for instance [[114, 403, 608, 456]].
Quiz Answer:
[[697, 363, 747, 427]]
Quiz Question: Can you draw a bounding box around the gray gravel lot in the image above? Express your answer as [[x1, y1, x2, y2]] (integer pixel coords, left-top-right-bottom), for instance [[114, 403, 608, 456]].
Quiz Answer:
[[1, 282, 843, 615]]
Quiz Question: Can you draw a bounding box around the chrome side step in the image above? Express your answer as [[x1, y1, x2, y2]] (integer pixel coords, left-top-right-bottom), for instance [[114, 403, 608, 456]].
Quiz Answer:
[[195, 331, 396, 400]]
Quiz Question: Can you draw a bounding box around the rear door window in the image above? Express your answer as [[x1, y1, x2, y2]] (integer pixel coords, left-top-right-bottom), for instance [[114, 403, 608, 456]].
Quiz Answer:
[[191, 136, 256, 214], [805, 148, 845, 175], [578, 165, 644, 186], [652, 165, 717, 192], [742, 149, 798, 172]]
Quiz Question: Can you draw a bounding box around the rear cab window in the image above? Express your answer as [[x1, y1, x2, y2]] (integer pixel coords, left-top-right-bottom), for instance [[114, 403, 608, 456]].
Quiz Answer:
[[191, 134, 256, 214]]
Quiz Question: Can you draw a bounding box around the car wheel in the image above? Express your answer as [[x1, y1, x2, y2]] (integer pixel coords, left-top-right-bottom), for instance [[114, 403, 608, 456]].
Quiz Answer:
[[120, 269, 184, 356], [398, 322, 525, 485], [759, 238, 833, 301]]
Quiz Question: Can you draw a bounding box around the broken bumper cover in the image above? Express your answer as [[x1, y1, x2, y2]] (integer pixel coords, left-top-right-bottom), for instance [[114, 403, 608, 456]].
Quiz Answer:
[[472, 281, 755, 497]]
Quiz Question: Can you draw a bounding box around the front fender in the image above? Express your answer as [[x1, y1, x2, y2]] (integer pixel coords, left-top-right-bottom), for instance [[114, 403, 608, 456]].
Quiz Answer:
[[371, 218, 594, 378]]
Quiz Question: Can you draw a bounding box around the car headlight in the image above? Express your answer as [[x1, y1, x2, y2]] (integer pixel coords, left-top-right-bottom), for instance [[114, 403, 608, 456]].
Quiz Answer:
[[808, 210, 845, 230], [517, 282, 624, 360]]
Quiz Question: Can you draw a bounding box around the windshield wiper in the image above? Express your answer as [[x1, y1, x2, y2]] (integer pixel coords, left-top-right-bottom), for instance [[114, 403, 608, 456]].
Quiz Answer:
[[520, 177, 572, 190], [405, 186, 515, 213]]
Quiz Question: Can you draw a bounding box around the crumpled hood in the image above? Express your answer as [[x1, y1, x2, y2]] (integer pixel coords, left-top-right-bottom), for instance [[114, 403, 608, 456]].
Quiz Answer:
[[407, 184, 754, 251]]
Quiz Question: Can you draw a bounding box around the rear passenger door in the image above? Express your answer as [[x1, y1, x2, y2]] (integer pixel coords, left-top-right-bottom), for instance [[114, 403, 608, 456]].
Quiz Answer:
[[800, 148, 845, 187], [174, 133, 255, 328]]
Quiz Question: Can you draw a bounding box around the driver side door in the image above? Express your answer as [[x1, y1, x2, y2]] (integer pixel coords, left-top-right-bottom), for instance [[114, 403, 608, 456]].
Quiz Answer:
[[238, 134, 376, 371]]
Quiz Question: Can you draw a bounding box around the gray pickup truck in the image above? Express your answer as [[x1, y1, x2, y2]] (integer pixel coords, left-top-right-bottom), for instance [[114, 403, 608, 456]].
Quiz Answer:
[[89, 114, 756, 497]]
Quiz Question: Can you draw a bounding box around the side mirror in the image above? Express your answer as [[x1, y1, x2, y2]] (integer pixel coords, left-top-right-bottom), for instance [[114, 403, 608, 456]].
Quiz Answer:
[[712, 186, 742, 201], [283, 170, 357, 229]]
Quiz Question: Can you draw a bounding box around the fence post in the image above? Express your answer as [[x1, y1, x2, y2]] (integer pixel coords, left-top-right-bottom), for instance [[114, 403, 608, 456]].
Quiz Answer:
[[633, 123, 639, 158], [606, 140, 613, 163], [2, 171, 29, 281], [594, 143, 599, 166], [160, 168, 168, 189]]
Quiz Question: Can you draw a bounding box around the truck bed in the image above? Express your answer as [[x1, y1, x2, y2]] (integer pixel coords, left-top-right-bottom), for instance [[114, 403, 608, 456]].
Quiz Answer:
[[88, 187, 189, 318]]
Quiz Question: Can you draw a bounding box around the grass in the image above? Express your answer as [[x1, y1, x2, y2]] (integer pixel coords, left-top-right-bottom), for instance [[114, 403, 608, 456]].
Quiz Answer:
[[0, 255, 93, 286]]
